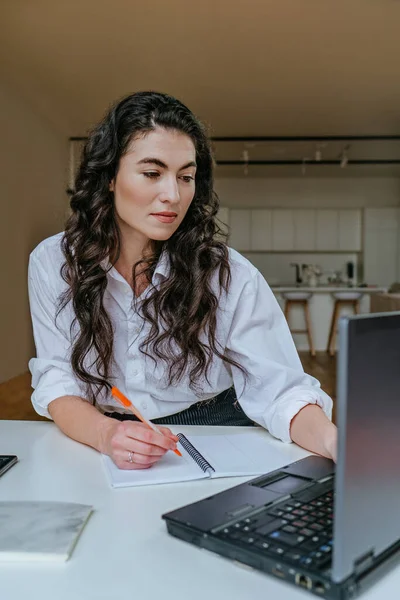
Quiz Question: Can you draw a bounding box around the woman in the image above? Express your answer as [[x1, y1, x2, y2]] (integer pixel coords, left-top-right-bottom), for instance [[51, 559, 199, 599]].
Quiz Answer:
[[28, 91, 337, 470]]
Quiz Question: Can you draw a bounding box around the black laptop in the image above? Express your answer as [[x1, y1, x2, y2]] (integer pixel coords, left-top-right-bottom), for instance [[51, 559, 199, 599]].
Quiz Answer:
[[163, 312, 400, 598]]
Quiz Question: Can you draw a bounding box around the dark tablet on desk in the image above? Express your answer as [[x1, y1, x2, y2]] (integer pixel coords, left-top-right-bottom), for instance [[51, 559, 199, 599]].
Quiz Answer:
[[0, 455, 18, 477]]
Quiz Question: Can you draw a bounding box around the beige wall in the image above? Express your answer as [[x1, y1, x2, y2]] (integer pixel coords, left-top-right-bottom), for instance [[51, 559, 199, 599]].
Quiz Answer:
[[0, 82, 68, 383], [215, 177, 400, 209]]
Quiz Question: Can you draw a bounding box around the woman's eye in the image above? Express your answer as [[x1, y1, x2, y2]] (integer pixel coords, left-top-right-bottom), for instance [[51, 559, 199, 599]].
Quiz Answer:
[[180, 175, 195, 183], [143, 172, 160, 179]]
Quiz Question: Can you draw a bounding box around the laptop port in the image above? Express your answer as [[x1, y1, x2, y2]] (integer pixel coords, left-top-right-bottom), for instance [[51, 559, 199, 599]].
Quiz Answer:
[[271, 566, 285, 578], [314, 581, 326, 594], [295, 573, 312, 590]]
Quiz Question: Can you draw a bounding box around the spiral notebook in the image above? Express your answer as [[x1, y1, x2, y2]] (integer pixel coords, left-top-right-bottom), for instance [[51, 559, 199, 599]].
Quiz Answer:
[[102, 430, 309, 488]]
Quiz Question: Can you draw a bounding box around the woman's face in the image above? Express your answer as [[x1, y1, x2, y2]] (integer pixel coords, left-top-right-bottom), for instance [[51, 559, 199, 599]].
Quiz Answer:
[[112, 127, 197, 245]]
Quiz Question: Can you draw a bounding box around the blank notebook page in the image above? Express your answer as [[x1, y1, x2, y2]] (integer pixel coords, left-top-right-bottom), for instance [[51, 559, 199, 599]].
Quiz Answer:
[[191, 431, 306, 477]]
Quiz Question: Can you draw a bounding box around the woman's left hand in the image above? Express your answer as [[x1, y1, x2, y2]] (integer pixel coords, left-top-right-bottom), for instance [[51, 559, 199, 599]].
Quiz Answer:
[[290, 405, 338, 463], [323, 425, 338, 463]]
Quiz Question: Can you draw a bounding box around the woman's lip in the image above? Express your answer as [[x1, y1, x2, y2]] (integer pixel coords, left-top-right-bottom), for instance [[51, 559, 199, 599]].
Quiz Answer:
[[151, 214, 177, 223], [151, 213, 177, 216]]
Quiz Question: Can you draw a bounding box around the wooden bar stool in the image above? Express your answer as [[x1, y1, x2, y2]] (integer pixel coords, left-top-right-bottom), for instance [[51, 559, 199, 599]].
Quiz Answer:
[[282, 292, 316, 357], [326, 291, 362, 356]]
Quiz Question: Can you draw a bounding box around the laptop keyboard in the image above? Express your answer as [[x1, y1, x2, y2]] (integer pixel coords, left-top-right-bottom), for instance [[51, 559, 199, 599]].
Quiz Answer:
[[216, 489, 334, 571]]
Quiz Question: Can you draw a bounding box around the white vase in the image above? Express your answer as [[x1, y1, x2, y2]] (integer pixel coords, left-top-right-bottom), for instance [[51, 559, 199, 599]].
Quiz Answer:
[[307, 274, 318, 287]]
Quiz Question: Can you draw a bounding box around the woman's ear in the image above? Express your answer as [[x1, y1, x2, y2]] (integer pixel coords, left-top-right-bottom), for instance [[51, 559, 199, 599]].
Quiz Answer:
[[109, 179, 115, 192]]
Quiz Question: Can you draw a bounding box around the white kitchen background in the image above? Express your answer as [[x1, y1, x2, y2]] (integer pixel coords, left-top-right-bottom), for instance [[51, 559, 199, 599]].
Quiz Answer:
[[214, 176, 400, 351], [215, 176, 400, 288]]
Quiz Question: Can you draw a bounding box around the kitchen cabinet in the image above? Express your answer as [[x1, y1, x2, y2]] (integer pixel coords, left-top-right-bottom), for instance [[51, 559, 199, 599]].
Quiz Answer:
[[316, 210, 339, 250], [250, 209, 273, 250], [338, 210, 362, 251], [315, 209, 362, 252], [225, 207, 362, 252], [294, 209, 316, 250], [271, 210, 294, 250], [364, 208, 400, 286], [228, 209, 251, 251], [251, 209, 318, 251]]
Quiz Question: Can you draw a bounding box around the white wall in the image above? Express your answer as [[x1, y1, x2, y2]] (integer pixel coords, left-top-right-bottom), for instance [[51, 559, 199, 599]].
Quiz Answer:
[[215, 177, 400, 208], [0, 82, 69, 383]]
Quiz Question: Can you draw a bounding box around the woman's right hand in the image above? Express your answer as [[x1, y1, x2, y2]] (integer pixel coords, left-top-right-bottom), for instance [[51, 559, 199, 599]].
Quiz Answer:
[[103, 420, 179, 470]]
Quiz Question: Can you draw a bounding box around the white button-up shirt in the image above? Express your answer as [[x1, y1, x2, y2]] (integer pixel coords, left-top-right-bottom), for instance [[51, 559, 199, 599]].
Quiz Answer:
[[28, 232, 332, 443]]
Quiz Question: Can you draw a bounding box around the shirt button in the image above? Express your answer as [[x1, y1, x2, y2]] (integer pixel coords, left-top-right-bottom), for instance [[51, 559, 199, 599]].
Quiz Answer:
[[131, 369, 138, 376], [141, 402, 147, 410]]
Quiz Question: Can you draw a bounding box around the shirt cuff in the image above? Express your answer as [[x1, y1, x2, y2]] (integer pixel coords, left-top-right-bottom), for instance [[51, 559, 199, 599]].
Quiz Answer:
[[264, 387, 333, 444], [29, 358, 85, 419]]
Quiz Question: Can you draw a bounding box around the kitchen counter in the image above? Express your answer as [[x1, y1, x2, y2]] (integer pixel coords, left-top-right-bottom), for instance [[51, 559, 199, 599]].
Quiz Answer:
[[370, 293, 400, 313], [272, 285, 387, 352]]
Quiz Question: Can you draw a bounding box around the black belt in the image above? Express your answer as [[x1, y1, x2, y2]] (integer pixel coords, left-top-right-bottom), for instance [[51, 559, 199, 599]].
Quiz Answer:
[[104, 387, 254, 426]]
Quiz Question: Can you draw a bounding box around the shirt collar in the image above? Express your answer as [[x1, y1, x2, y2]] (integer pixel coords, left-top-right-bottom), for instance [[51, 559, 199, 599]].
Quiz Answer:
[[102, 251, 170, 283], [153, 250, 170, 281]]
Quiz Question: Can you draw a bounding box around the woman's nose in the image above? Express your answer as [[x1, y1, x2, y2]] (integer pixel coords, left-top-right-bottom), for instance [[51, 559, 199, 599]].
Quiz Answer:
[[159, 176, 180, 203]]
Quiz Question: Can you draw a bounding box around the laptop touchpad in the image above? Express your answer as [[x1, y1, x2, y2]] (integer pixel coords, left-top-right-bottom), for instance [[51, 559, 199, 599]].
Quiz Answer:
[[255, 473, 311, 494]]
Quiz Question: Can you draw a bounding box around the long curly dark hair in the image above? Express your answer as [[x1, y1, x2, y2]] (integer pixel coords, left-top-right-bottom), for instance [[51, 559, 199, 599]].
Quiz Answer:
[[58, 91, 246, 403]]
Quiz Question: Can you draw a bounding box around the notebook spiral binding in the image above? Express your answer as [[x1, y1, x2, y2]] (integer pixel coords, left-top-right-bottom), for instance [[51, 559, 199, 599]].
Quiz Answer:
[[177, 434, 215, 474]]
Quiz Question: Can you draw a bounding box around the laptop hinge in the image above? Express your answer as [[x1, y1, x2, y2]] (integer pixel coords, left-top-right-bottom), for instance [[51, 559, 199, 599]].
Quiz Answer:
[[354, 548, 375, 576]]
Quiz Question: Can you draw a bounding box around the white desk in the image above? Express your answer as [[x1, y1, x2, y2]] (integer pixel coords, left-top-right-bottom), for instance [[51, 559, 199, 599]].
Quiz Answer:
[[0, 421, 398, 600]]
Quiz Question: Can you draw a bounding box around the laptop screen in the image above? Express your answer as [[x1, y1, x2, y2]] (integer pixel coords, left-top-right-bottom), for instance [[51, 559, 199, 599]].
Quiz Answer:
[[332, 311, 400, 583]]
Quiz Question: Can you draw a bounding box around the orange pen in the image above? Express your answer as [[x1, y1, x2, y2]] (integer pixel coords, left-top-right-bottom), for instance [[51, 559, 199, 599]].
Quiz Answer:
[[110, 386, 182, 457]]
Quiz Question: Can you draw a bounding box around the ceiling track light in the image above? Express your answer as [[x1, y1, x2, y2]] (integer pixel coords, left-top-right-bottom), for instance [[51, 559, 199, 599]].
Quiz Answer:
[[314, 142, 326, 162], [340, 144, 351, 168], [242, 149, 249, 176]]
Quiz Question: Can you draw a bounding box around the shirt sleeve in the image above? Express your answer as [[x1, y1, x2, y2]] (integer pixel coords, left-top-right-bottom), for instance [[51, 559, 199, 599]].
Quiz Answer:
[[226, 270, 333, 443], [28, 253, 85, 419]]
